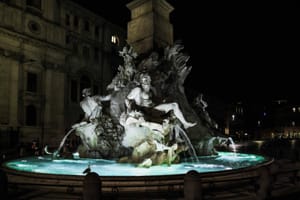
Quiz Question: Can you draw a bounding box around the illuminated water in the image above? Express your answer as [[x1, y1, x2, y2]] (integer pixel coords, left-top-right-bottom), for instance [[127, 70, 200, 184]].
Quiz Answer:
[[3, 152, 266, 176]]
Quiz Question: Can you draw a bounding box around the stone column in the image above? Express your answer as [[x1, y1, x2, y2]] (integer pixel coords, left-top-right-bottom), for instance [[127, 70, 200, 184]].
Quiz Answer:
[[43, 69, 65, 146], [9, 60, 19, 127], [126, 0, 174, 54]]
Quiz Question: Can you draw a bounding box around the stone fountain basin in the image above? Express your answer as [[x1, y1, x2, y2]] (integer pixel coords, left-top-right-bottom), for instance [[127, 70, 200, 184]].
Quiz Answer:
[[1, 152, 273, 195]]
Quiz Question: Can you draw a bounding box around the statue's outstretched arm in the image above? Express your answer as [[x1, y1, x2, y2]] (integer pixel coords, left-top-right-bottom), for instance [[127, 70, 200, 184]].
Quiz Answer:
[[99, 94, 112, 101]]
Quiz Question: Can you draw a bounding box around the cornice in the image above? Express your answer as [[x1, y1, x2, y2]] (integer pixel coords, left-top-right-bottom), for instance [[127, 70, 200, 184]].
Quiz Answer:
[[0, 46, 24, 61], [0, 46, 66, 72], [0, 26, 69, 54]]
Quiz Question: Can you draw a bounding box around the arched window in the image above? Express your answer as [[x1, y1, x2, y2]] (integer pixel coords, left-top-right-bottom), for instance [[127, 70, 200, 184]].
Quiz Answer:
[[26, 105, 37, 126]]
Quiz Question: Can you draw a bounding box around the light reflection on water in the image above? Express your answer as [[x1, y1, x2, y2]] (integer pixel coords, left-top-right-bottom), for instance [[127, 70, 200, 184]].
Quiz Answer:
[[3, 152, 266, 176]]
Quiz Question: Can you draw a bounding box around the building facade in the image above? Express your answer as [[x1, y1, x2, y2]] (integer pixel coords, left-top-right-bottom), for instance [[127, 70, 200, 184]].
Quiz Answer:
[[225, 99, 300, 140], [0, 0, 126, 148]]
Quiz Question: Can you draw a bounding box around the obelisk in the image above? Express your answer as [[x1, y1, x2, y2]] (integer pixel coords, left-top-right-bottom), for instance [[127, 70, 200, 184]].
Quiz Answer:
[[126, 0, 174, 54]]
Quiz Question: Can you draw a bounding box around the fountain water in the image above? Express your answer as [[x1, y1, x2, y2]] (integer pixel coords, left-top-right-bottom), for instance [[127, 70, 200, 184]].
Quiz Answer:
[[175, 125, 199, 163], [44, 127, 76, 158], [228, 137, 237, 154]]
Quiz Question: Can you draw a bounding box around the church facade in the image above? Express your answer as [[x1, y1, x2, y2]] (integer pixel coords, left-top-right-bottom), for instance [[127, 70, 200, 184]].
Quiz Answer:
[[0, 0, 126, 148]]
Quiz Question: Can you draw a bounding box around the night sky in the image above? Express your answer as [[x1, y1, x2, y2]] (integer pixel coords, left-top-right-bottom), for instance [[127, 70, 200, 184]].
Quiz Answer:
[[72, 0, 297, 103]]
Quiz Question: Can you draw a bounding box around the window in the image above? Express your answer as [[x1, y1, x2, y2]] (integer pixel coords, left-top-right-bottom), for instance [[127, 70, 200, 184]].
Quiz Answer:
[[82, 46, 90, 60], [26, 105, 37, 126], [95, 26, 99, 38], [65, 14, 70, 26], [111, 35, 119, 45], [26, 0, 41, 10], [84, 20, 90, 32], [27, 72, 37, 92], [74, 15, 79, 29], [70, 80, 78, 102], [65, 34, 71, 45], [94, 47, 99, 61]]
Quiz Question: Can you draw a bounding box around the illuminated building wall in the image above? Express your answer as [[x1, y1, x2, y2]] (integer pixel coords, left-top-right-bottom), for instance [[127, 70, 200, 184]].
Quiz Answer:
[[0, 0, 126, 147]]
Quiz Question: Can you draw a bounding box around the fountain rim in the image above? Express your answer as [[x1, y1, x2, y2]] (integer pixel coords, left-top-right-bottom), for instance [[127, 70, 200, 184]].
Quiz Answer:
[[1, 155, 274, 196], [1, 155, 274, 179]]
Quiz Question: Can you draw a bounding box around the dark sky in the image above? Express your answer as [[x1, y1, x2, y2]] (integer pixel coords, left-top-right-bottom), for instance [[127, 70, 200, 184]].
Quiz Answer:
[[72, 0, 297, 103]]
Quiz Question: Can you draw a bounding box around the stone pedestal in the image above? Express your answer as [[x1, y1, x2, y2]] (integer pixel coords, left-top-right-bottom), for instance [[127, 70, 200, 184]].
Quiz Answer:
[[83, 172, 101, 200], [184, 170, 202, 200], [127, 0, 174, 54]]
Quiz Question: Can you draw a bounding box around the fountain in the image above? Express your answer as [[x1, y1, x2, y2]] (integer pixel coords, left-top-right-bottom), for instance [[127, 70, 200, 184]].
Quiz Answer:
[[2, 0, 272, 199], [1, 1, 272, 198]]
